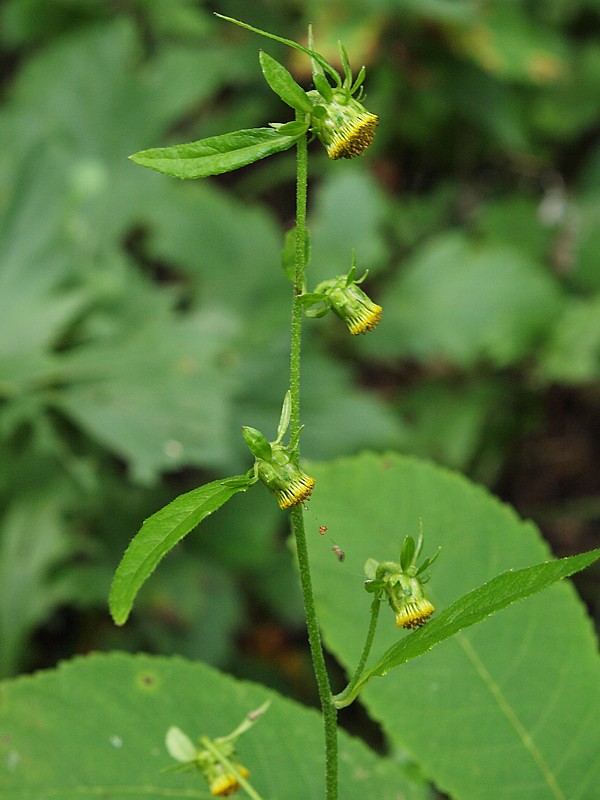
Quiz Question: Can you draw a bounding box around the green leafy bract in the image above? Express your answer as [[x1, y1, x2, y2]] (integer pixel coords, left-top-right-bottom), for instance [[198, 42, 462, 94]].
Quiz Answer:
[[109, 475, 255, 625], [258, 50, 313, 113], [129, 128, 305, 179]]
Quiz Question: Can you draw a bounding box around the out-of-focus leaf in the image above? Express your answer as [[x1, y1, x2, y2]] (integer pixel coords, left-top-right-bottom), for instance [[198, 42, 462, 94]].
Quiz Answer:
[[54, 307, 239, 484], [141, 179, 287, 317], [530, 42, 600, 140], [0, 491, 74, 677], [537, 295, 600, 384], [0, 148, 86, 391], [236, 346, 406, 463], [308, 166, 389, 283], [571, 194, 600, 291], [0, 20, 252, 247], [476, 196, 554, 261], [0, 652, 429, 800], [367, 231, 564, 367], [137, 555, 243, 666], [397, 378, 513, 473], [447, 6, 567, 84]]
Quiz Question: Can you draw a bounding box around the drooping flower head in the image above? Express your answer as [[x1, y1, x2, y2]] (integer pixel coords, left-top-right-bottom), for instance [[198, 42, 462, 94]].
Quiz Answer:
[[364, 522, 439, 629], [209, 764, 251, 797], [165, 701, 270, 797], [254, 451, 316, 509], [302, 256, 382, 335], [214, 15, 378, 162], [308, 92, 379, 160], [242, 392, 315, 509]]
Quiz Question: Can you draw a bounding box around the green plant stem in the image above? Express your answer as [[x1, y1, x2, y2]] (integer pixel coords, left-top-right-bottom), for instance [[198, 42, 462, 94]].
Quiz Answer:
[[291, 506, 338, 799], [289, 122, 338, 800], [289, 121, 307, 453], [333, 596, 381, 709]]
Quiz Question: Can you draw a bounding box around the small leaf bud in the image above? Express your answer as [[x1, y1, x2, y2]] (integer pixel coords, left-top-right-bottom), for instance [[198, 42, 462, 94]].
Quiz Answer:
[[242, 426, 272, 461]]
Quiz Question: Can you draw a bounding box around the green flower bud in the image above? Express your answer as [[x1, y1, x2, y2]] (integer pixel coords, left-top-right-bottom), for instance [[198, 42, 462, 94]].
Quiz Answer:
[[242, 426, 272, 461], [308, 91, 378, 159], [315, 275, 382, 335]]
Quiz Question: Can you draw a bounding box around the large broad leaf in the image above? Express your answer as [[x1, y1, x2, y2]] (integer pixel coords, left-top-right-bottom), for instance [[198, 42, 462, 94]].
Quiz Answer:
[[109, 475, 254, 625], [0, 652, 428, 800], [306, 453, 600, 800], [130, 127, 305, 179]]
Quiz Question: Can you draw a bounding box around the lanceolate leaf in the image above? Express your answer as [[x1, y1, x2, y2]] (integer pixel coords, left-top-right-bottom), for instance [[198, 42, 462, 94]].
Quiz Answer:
[[344, 548, 600, 702], [259, 51, 313, 113], [109, 475, 254, 624], [129, 128, 304, 179]]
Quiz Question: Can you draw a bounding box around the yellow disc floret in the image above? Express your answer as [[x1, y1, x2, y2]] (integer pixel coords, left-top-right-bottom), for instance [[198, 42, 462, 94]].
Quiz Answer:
[[394, 597, 435, 630], [210, 766, 250, 797]]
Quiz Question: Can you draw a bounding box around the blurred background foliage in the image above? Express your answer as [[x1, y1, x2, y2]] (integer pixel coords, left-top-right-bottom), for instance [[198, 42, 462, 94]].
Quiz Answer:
[[0, 0, 599, 714]]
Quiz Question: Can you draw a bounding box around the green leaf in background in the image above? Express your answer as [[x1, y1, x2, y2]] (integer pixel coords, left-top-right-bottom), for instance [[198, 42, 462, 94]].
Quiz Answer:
[[306, 453, 600, 800], [395, 378, 513, 477], [0, 653, 428, 800], [308, 166, 388, 284], [446, 6, 567, 84], [0, 491, 73, 678], [54, 304, 239, 484], [259, 50, 314, 113], [109, 475, 254, 625], [130, 127, 304, 179], [538, 295, 600, 384], [368, 231, 564, 366]]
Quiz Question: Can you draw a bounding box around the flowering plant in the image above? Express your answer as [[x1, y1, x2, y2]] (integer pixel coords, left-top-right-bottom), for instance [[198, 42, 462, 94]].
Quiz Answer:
[[107, 14, 600, 800]]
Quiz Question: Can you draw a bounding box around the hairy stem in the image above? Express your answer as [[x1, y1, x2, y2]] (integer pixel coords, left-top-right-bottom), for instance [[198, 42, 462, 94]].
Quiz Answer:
[[291, 507, 338, 798], [333, 596, 381, 709], [289, 120, 338, 800]]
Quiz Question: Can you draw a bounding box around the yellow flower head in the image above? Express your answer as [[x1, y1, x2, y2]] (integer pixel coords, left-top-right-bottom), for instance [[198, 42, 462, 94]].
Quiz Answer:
[[210, 765, 250, 797], [313, 272, 382, 336], [258, 458, 315, 509], [364, 525, 440, 630], [310, 93, 379, 160], [394, 597, 435, 630]]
